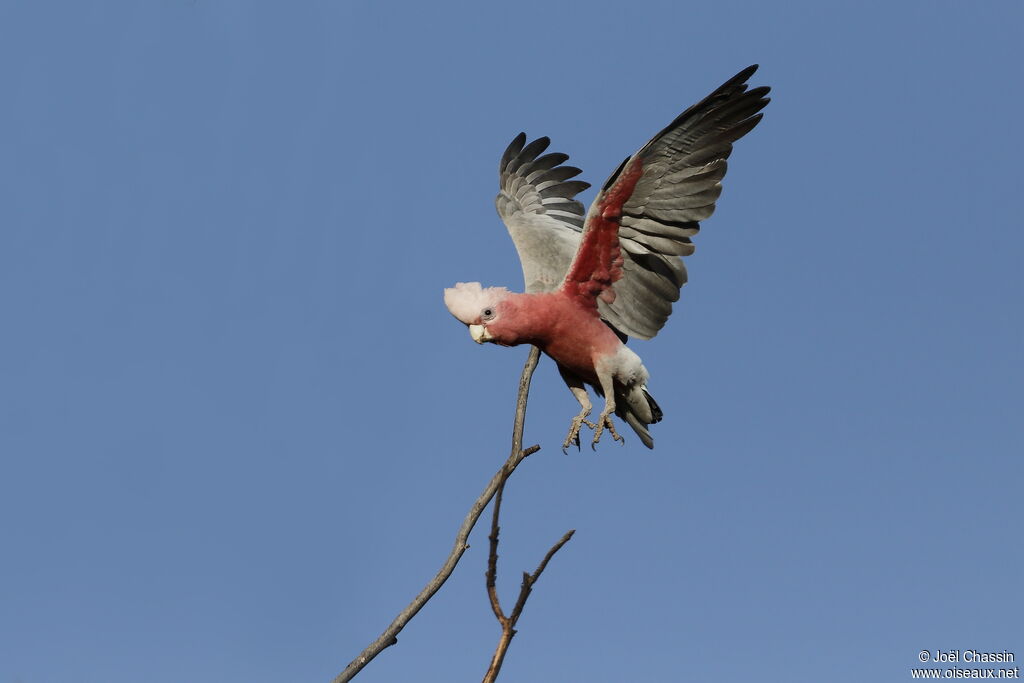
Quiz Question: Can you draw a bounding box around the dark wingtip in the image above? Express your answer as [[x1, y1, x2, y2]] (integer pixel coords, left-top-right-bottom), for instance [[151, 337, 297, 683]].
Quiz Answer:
[[519, 136, 552, 162], [724, 64, 760, 92], [500, 133, 528, 172], [720, 65, 761, 94], [601, 155, 632, 192]]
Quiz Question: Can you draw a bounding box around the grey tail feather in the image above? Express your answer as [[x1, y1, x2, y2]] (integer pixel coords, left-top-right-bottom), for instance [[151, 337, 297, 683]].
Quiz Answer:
[[622, 411, 654, 449], [645, 388, 663, 424], [615, 387, 662, 449]]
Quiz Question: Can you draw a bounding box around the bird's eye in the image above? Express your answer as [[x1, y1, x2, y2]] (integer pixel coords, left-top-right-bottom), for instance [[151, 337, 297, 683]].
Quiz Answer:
[[482, 307, 495, 320]]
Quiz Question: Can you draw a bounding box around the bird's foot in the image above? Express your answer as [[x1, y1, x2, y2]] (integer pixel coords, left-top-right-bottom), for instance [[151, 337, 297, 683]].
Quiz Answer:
[[591, 413, 625, 450], [562, 413, 597, 453]]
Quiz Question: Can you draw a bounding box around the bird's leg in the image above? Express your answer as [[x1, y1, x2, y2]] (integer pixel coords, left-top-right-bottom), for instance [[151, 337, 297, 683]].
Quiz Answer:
[[562, 386, 595, 453], [559, 367, 596, 453], [592, 367, 625, 449]]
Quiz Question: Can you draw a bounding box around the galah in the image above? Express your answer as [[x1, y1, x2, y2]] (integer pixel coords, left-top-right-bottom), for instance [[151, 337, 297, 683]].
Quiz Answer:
[[445, 65, 769, 450]]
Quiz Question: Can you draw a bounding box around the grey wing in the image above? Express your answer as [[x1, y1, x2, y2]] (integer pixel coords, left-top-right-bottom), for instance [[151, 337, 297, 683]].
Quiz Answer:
[[495, 133, 590, 293], [594, 64, 770, 339]]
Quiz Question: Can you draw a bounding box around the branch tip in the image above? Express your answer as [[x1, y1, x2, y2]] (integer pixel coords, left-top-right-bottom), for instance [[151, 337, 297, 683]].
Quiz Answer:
[[334, 350, 542, 683], [484, 352, 575, 682], [337, 347, 545, 683]]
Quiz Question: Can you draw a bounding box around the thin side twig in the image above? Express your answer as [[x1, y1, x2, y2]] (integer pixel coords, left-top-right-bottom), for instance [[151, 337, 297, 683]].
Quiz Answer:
[[485, 481, 508, 624], [508, 529, 576, 625], [482, 517, 575, 683], [333, 346, 542, 683]]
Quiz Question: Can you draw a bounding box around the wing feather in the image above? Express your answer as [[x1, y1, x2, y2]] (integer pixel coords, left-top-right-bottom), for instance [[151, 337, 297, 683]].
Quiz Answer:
[[495, 66, 769, 338], [496, 134, 591, 293], [591, 65, 770, 338]]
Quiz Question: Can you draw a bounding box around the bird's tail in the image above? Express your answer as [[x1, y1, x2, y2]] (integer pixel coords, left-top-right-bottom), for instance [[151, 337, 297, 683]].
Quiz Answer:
[[616, 386, 662, 449]]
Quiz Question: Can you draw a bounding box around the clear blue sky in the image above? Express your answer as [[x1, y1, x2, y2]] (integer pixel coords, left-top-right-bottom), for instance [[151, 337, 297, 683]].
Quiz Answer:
[[2, 2, 1021, 682]]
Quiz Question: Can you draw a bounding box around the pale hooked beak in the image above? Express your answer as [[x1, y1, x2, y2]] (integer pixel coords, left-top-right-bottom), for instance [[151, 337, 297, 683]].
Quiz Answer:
[[469, 324, 492, 344]]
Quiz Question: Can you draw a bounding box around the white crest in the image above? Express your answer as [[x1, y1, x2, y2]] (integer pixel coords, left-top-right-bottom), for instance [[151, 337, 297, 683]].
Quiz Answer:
[[443, 282, 510, 324]]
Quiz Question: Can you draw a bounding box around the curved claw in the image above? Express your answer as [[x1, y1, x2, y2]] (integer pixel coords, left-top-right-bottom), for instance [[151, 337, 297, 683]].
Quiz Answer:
[[591, 414, 624, 450], [562, 412, 597, 454]]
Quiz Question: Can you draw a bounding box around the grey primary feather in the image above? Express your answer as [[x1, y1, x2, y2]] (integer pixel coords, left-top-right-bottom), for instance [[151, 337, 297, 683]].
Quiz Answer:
[[495, 65, 769, 340], [496, 135, 591, 293]]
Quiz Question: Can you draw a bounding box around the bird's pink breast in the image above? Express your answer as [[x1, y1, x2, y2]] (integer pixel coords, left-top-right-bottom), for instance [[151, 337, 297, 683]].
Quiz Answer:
[[513, 292, 621, 383]]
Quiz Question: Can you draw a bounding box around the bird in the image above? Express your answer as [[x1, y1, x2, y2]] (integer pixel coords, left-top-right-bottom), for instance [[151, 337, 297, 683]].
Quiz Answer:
[[444, 65, 769, 451]]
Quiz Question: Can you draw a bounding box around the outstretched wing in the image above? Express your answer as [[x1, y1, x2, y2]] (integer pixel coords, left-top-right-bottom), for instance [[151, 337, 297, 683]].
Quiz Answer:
[[562, 65, 770, 337], [495, 134, 591, 294]]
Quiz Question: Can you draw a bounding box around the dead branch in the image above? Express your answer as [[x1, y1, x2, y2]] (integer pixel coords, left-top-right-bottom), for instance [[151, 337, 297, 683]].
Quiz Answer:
[[482, 487, 575, 683], [333, 346, 542, 683]]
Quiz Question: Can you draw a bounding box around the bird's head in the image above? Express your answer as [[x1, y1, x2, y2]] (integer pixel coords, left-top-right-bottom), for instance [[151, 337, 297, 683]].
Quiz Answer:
[[443, 281, 514, 345]]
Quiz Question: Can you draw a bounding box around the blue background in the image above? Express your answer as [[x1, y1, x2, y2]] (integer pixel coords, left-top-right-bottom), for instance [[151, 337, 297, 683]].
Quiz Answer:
[[2, 2, 1021, 681]]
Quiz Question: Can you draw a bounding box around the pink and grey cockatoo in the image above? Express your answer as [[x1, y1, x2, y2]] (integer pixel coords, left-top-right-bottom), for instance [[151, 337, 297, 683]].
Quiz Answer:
[[445, 65, 769, 450]]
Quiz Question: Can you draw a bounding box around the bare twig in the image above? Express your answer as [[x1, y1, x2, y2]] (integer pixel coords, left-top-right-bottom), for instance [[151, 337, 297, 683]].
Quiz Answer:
[[482, 389, 576, 683], [333, 346, 542, 683], [482, 505, 575, 683], [508, 530, 575, 625], [485, 481, 508, 624]]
